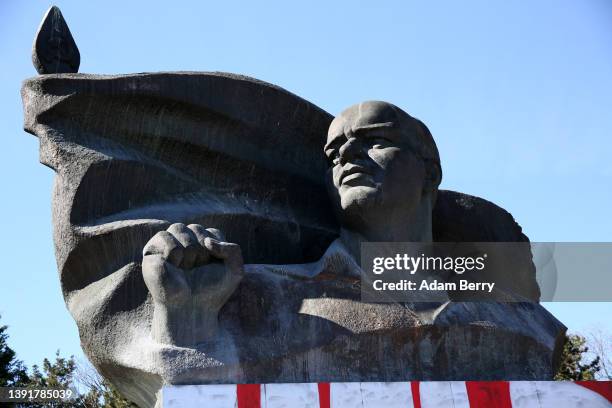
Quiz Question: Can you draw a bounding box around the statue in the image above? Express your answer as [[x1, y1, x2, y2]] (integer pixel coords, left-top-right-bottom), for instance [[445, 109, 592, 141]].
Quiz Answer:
[[22, 7, 565, 408]]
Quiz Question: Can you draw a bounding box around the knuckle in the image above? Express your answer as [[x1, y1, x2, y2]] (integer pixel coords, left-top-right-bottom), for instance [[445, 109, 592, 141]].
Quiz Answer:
[[187, 223, 206, 232], [205, 228, 225, 241], [143, 231, 175, 256], [167, 223, 195, 243], [143, 230, 185, 267], [167, 222, 187, 232], [203, 236, 218, 249], [157, 230, 179, 243], [187, 224, 214, 244]]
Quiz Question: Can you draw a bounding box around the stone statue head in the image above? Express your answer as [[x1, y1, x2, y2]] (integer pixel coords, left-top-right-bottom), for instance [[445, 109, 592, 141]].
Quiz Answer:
[[324, 101, 442, 235]]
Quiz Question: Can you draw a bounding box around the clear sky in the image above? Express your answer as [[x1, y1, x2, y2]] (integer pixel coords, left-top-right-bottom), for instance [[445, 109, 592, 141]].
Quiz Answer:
[[1, 0, 611, 369]]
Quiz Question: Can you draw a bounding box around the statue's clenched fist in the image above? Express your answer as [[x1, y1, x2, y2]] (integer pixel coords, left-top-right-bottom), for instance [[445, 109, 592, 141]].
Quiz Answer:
[[142, 223, 243, 346]]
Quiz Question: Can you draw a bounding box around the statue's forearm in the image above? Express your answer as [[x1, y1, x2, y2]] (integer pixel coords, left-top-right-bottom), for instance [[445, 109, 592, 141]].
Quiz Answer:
[[151, 300, 221, 347]]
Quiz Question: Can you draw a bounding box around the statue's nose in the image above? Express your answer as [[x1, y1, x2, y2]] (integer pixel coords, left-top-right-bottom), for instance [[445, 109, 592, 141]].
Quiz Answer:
[[338, 137, 363, 164]]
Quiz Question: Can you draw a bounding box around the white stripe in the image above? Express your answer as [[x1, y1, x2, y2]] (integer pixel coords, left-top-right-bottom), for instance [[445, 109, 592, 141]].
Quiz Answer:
[[162, 384, 237, 408], [330, 382, 364, 407], [419, 382, 456, 408], [360, 382, 414, 408], [448, 381, 470, 408], [262, 382, 319, 408], [509, 381, 540, 408], [532, 382, 610, 408]]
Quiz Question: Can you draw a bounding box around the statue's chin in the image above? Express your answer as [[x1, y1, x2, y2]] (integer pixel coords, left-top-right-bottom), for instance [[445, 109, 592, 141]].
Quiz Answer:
[[339, 185, 381, 215]]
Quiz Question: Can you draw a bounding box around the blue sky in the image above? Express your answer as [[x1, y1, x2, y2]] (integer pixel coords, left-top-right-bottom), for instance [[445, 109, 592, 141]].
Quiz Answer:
[[1, 0, 611, 368]]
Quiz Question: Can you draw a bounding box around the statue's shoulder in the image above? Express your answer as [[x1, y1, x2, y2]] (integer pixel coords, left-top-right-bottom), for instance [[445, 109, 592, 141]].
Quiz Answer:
[[433, 190, 540, 301], [433, 189, 529, 242]]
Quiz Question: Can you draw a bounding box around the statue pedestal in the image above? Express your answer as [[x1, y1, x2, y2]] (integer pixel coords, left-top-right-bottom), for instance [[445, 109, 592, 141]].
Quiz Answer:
[[161, 381, 611, 407]]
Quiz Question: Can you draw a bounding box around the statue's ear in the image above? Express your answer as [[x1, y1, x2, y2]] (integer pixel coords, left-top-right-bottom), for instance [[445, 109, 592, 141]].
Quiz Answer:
[[423, 159, 442, 193]]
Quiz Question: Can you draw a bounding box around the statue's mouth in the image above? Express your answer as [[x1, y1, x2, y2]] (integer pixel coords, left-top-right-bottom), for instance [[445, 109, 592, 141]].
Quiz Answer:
[[340, 166, 373, 186], [342, 172, 374, 186]]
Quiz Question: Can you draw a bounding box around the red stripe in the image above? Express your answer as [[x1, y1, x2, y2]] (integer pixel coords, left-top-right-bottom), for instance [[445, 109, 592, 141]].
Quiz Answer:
[[576, 381, 612, 403], [237, 383, 261, 408], [318, 382, 330, 408], [411, 381, 421, 408], [465, 381, 512, 408]]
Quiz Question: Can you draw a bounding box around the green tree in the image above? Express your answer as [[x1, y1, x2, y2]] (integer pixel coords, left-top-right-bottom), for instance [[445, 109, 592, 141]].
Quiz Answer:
[[28, 351, 77, 390], [19, 351, 80, 407], [0, 316, 133, 407], [555, 334, 601, 380], [0, 316, 29, 386], [20, 352, 134, 407]]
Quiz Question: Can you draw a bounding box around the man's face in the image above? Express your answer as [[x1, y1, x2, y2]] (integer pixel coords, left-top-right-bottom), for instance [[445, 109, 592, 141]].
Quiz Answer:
[[324, 102, 427, 222]]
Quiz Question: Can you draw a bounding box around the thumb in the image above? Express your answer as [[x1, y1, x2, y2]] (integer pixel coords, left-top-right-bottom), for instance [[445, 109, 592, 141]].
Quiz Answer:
[[203, 238, 243, 273]]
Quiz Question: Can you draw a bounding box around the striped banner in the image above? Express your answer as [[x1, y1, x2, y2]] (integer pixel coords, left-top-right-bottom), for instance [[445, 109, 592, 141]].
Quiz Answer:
[[162, 381, 612, 407]]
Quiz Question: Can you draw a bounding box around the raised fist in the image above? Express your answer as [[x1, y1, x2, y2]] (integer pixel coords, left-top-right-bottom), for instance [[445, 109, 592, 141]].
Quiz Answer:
[[142, 223, 243, 346]]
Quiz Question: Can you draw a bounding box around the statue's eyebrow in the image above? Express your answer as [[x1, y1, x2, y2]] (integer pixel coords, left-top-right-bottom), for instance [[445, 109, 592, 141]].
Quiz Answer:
[[352, 121, 395, 134], [324, 133, 346, 153], [324, 121, 396, 152]]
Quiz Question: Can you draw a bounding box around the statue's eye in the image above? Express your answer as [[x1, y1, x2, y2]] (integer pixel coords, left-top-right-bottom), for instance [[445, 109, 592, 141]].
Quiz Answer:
[[371, 137, 392, 148], [326, 150, 340, 166]]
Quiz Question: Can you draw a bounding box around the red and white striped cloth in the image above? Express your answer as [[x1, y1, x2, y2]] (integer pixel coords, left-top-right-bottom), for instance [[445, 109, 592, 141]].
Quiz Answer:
[[162, 381, 612, 407]]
